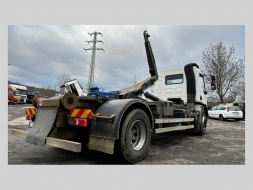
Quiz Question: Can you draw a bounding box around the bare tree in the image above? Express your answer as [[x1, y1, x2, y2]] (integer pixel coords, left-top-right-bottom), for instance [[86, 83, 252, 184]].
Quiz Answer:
[[201, 42, 245, 103], [40, 85, 58, 98], [56, 73, 73, 89]]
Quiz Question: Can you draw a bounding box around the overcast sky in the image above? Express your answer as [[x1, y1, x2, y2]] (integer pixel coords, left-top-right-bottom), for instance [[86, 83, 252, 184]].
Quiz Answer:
[[8, 25, 245, 92]]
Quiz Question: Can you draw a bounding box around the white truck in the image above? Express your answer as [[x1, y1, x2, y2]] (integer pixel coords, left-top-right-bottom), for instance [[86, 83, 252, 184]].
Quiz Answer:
[[59, 79, 87, 96], [11, 31, 215, 163]]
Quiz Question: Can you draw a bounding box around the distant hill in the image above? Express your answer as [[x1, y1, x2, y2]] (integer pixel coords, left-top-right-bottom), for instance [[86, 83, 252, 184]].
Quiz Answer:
[[8, 81, 59, 98]]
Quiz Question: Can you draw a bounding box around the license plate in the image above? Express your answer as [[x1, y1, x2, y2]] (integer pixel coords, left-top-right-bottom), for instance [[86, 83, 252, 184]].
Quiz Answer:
[[233, 112, 239, 115]]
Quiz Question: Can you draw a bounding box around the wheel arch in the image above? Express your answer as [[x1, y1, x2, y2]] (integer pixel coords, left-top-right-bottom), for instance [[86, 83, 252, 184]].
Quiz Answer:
[[89, 99, 153, 140], [119, 102, 154, 132], [219, 113, 225, 118]]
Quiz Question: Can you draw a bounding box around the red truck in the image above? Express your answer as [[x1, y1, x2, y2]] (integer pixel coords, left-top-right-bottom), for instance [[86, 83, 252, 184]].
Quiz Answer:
[[8, 85, 14, 104]]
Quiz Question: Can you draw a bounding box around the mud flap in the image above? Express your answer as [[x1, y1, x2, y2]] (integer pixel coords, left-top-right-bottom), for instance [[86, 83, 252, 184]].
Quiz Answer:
[[26, 109, 57, 147]]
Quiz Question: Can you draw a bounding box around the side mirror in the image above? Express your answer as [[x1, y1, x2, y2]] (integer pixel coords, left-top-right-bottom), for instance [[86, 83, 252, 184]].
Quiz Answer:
[[211, 76, 216, 90]]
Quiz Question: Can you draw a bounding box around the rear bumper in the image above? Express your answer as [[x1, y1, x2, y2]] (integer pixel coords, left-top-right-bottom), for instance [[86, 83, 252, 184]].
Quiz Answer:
[[224, 115, 243, 119]]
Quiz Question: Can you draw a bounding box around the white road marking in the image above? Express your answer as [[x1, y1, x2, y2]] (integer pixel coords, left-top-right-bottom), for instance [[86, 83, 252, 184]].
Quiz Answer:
[[8, 116, 29, 125]]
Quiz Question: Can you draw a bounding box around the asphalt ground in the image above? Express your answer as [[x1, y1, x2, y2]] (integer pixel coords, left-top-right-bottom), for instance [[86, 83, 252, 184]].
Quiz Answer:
[[8, 104, 245, 165]]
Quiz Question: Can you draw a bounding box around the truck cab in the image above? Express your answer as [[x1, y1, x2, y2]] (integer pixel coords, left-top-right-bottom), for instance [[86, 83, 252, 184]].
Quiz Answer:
[[154, 63, 207, 105], [11, 86, 21, 104], [18, 85, 28, 103], [26, 90, 36, 104], [60, 79, 86, 96]]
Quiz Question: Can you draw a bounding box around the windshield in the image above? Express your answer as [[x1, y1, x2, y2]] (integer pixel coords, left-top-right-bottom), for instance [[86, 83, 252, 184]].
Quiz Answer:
[[199, 75, 206, 92], [229, 106, 241, 111], [14, 91, 20, 96], [27, 91, 35, 95], [60, 86, 71, 94], [20, 90, 27, 95]]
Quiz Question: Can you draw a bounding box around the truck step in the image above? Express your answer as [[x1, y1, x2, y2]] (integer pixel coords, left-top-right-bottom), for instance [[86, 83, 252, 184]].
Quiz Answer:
[[155, 118, 194, 124], [11, 129, 81, 152], [155, 125, 194, 134]]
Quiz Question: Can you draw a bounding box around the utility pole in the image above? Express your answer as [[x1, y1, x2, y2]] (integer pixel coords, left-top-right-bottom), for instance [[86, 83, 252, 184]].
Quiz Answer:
[[84, 32, 104, 92]]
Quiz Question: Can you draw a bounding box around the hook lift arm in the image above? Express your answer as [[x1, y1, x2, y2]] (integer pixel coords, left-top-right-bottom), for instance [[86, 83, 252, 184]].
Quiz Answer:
[[115, 31, 159, 99]]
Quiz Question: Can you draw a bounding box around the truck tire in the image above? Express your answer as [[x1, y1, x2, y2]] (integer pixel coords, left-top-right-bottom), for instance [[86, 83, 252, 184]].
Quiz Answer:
[[197, 110, 207, 135], [119, 109, 151, 164]]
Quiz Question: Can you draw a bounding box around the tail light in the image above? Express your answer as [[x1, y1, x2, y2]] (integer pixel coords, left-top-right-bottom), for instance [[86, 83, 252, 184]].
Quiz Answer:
[[26, 114, 35, 120], [226, 107, 229, 112], [73, 118, 88, 127]]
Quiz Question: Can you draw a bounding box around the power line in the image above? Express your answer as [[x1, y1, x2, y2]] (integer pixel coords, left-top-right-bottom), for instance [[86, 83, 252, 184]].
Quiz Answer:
[[89, 25, 96, 31], [81, 38, 126, 80], [36, 25, 84, 49], [90, 25, 131, 77], [99, 40, 132, 80], [78, 25, 132, 81], [34, 26, 129, 87], [37, 25, 136, 87], [64, 25, 89, 41], [77, 25, 91, 34], [90, 26, 132, 79], [49, 25, 128, 83], [57, 25, 88, 42], [97, 51, 132, 81]]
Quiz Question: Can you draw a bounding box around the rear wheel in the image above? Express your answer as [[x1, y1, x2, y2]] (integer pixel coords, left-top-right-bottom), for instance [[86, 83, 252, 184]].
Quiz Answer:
[[219, 114, 224, 121], [119, 109, 151, 164]]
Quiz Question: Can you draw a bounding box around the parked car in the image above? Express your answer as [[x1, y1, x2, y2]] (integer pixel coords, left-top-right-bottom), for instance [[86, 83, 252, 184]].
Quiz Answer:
[[208, 105, 243, 121]]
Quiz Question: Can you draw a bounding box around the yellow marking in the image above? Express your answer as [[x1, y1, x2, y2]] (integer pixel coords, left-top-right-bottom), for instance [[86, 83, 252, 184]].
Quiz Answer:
[[71, 109, 80, 117], [81, 110, 89, 118], [31, 108, 36, 115]]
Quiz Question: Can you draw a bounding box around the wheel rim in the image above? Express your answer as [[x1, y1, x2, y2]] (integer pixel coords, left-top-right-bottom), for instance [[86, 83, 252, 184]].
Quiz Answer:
[[129, 120, 146, 151]]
